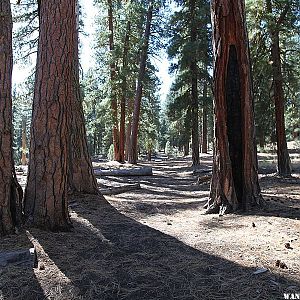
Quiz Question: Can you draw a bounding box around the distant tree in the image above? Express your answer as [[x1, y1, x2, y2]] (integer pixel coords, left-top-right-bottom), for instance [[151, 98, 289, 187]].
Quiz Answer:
[[206, 0, 264, 213], [166, 0, 212, 165], [0, 0, 23, 235]]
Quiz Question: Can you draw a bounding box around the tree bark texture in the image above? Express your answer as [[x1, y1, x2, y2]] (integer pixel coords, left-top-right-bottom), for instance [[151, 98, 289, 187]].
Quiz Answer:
[[207, 0, 263, 214], [24, 0, 79, 230], [266, 0, 291, 177], [0, 0, 23, 235], [128, 3, 153, 164], [69, 1, 98, 194]]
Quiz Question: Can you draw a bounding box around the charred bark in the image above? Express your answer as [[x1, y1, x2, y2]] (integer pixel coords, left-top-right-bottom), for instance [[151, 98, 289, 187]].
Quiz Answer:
[[0, 0, 23, 235], [207, 0, 264, 214]]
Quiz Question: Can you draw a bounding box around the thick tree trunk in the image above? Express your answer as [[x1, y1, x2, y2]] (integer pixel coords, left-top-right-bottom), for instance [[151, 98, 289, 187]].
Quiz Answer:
[[190, 0, 200, 166], [128, 3, 153, 164], [24, 0, 78, 230], [207, 0, 263, 214], [266, 0, 291, 176], [21, 117, 27, 165], [69, 2, 98, 195], [0, 0, 23, 235], [201, 83, 208, 153]]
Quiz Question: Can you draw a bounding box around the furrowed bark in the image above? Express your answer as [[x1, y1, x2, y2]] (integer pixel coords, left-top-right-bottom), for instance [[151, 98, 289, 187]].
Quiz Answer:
[[24, 0, 78, 231], [0, 0, 23, 235], [207, 0, 264, 214]]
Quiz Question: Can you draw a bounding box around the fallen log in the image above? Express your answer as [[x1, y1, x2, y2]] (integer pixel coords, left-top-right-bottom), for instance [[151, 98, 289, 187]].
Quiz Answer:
[[197, 174, 212, 184], [0, 248, 37, 268], [94, 166, 152, 177], [99, 183, 141, 195]]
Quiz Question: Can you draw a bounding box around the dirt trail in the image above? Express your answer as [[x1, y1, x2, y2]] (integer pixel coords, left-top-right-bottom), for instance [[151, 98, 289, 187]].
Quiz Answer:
[[1, 155, 300, 300]]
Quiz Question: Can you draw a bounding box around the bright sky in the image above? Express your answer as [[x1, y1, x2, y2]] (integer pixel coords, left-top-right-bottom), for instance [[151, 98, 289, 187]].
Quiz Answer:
[[12, 0, 173, 103]]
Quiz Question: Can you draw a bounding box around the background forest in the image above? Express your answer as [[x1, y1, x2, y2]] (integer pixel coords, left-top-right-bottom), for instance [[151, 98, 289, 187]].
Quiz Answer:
[[11, 0, 300, 169]]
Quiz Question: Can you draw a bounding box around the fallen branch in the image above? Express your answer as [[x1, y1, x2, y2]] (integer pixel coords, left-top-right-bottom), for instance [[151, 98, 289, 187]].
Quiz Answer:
[[94, 166, 152, 177], [100, 183, 141, 195]]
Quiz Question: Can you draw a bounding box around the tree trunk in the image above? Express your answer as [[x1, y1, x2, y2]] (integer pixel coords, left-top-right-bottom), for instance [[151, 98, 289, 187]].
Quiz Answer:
[[190, 0, 200, 166], [0, 0, 23, 235], [119, 21, 131, 163], [266, 1, 291, 176], [24, 0, 79, 230], [68, 1, 98, 194], [128, 3, 153, 164], [21, 116, 27, 165], [201, 83, 208, 153], [207, 0, 264, 214], [108, 0, 120, 162]]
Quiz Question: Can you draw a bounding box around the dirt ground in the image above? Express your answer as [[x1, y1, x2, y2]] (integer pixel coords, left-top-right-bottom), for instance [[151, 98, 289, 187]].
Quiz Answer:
[[1, 151, 300, 300]]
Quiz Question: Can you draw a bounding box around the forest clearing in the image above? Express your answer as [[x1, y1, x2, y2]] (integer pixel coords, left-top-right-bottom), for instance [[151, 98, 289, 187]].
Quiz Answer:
[[1, 149, 300, 300], [1, 0, 300, 299]]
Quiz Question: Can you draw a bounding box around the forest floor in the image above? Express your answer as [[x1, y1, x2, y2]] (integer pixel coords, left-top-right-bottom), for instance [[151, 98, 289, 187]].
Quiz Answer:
[[1, 148, 300, 300]]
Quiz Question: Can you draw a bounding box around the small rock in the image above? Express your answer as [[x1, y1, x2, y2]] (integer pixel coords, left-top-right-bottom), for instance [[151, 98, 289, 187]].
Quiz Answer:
[[253, 268, 268, 275], [252, 222, 256, 228], [285, 243, 293, 249]]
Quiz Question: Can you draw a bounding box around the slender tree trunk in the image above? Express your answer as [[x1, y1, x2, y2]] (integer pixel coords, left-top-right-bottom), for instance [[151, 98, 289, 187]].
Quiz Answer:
[[0, 0, 23, 235], [24, 0, 79, 230], [128, 3, 153, 164], [206, 0, 263, 214], [201, 83, 208, 153], [184, 142, 189, 156], [108, 0, 120, 162], [266, 1, 291, 176], [21, 116, 27, 165], [119, 21, 131, 163], [68, 1, 98, 194], [190, 0, 200, 166]]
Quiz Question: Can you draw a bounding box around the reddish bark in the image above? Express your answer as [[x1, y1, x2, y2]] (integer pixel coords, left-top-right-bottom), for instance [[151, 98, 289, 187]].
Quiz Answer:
[[207, 0, 263, 213], [128, 4, 153, 164], [69, 1, 98, 194], [24, 0, 78, 230], [266, 0, 291, 177], [0, 0, 23, 235]]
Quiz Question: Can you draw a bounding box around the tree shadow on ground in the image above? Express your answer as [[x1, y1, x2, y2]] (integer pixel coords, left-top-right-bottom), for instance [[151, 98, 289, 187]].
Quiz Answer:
[[0, 234, 46, 300], [29, 195, 300, 300]]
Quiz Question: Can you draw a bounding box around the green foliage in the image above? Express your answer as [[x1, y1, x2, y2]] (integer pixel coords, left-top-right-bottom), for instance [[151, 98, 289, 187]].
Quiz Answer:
[[246, 0, 300, 146]]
